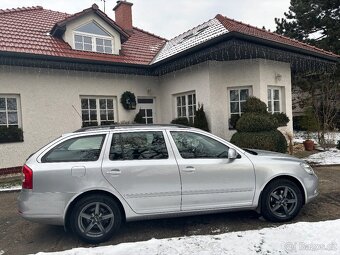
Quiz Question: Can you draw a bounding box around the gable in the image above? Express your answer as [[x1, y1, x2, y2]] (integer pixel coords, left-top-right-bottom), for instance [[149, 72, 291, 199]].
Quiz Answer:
[[75, 21, 111, 37], [62, 13, 122, 55]]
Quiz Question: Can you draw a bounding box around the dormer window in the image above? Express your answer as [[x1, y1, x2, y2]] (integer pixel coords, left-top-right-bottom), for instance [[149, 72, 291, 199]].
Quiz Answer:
[[74, 21, 113, 54]]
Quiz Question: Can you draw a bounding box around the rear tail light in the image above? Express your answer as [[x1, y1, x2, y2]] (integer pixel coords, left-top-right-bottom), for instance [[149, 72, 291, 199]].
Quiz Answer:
[[22, 165, 33, 189]]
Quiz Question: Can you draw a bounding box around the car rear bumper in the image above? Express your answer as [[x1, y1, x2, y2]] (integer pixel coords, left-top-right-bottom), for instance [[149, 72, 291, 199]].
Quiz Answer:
[[18, 189, 73, 225]]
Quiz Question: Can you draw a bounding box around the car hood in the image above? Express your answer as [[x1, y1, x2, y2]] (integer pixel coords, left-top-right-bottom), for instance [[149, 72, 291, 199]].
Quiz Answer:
[[244, 149, 304, 163]]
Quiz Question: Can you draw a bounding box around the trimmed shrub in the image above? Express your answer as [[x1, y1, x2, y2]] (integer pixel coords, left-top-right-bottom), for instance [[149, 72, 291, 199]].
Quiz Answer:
[[194, 104, 209, 132], [272, 112, 290, 127], [231, 130, 288, 153], [134, 110, 144, 124], [236, 113, 278, 132], [0, 126, 24, 143], [171, 117, 190, 126], [230, 96, 287, 153], [243, 97, 268, 114]]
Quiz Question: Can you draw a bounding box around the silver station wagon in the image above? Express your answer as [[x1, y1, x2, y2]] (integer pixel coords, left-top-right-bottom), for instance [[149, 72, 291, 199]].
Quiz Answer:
[[18, 125, 318, 243]]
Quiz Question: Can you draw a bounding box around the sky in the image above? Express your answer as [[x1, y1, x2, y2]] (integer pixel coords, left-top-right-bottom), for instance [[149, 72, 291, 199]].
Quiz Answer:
[[0, 0, 291, 39]]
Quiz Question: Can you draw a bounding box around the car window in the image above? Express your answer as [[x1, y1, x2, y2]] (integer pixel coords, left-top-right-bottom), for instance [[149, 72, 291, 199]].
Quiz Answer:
[[110, 131, 168, 160], [171, 131, 229, 159], [42, 135, 105, 163]]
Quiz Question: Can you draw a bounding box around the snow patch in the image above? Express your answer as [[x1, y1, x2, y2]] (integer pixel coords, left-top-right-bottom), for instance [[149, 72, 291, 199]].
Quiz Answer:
[[33, 220, 340, 255], [0, 185, 21, 192], [304, 148, 340, 165]]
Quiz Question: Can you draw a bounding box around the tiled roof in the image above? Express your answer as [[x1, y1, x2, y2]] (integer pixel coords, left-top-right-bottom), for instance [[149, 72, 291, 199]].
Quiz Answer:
[[215, 14, 338, 58], [0, 6, 337, 67], [152, 18, 228, 64], [0, 6, 166, 65]]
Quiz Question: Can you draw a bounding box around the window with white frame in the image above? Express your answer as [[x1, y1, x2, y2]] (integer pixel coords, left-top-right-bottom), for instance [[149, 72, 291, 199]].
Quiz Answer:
[[74, 21, 113, 54], [175, 92, 196, 123], [81, 97, 116, 127], [228, 87, 251, 129], [0, 95, 21, 128], [268, 87, 281, 113]]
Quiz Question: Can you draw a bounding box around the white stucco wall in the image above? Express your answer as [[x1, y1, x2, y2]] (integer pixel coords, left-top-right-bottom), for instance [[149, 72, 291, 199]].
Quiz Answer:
[[0, 65, 159, 168], [158, 62, 211, 125], [209, 59, 293, 140], [0, 58, 293, 168], [159, 59, 293, 141], [258, 59, 293, 138], [208, 60, 261, 139]]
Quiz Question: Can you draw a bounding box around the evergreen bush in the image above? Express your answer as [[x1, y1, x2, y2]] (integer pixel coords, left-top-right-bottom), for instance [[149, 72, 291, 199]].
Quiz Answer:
[[236, 113, 278, 132], [194, 104, 209, 132], [171, 117, 190, 126], [272, 112, 290, 127], [231, 130, 288, 153], [231, 97, 287, 153], [0, 126, 24, 143], [134, 110, 145, 124], [243, 97, 268, 113]]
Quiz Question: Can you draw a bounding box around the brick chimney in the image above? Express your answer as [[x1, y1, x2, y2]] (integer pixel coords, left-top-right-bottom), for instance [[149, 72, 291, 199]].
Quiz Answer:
[[113, 1, 133, 32]]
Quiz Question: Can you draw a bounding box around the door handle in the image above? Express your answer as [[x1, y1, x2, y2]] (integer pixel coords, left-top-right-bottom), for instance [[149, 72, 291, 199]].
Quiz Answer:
[[106, 169, 121, 175], [182, 166, 195, 173]]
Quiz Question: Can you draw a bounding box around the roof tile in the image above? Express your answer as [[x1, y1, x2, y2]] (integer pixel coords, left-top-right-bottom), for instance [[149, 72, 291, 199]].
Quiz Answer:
[[215, 14, 338, 58], [0, 6, 337, 67], [0, 6, 166, 65]]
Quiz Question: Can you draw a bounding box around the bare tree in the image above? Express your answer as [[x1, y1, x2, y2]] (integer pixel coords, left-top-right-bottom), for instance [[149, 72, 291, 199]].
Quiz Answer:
[[292, 73, 339, 149]]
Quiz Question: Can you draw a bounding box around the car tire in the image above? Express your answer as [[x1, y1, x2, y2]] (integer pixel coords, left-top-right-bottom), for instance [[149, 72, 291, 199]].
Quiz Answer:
[[70, 194, 122, 243], [261, 179, 303, 222]]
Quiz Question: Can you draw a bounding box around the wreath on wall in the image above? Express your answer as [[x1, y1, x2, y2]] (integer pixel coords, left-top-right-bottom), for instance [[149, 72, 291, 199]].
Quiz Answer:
[[120, 91, 137, 110]]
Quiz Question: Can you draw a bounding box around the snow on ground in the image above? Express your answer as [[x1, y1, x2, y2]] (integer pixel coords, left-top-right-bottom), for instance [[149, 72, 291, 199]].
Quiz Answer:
[[304, 148, 340, 165], [0, 185, 21, 192], [294, 131, 340, 165], [34, 220, 340, 255]]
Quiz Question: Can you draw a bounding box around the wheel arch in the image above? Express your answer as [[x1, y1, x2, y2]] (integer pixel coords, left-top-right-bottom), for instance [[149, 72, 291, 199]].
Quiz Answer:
[[64, 190, 126, 231], [257, 175, 306, 212]]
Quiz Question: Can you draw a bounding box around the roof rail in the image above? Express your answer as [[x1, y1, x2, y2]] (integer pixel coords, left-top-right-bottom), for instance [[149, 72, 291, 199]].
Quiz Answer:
[[74, 124, 189, 133]]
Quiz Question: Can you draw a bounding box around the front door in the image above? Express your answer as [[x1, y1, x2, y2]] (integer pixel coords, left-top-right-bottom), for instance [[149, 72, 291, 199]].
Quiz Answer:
[[101, 130, 181, 214], [137, 97, 155, 124], [168, 130, 255, 211]]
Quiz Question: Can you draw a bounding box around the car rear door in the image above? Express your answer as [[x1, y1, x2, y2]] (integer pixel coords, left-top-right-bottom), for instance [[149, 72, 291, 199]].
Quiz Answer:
[[167, 130, 255, 211], [101, 130, 181, 214]]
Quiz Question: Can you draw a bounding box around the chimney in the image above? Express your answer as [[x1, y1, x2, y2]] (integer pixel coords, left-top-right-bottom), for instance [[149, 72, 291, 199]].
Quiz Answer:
[[113, 1, 133, 32]]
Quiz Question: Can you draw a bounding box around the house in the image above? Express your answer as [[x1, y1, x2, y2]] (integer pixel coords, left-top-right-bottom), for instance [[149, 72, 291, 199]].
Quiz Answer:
[[0, 2, 338, 171]]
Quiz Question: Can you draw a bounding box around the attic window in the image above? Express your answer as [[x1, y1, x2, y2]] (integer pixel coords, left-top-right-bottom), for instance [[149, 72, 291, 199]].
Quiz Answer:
[[73, 21, 113, 54]]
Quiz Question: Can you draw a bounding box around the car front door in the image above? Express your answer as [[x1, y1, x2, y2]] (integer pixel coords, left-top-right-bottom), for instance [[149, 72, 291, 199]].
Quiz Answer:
[[101, 130, 181, 214], [168, 130, 255, 211]]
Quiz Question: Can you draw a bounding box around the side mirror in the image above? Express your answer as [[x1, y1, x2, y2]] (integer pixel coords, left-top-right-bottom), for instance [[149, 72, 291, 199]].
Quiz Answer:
[[228, 148, 238, 159]]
